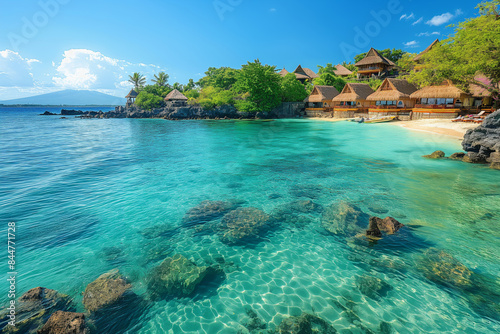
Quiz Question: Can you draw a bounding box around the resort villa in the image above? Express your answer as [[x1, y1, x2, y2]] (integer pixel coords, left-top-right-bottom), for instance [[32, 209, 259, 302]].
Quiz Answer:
[[331, 83, 374, 118], [280, 65, 319, 83], [304, 86, 339, 116], [333, 64, 353, 77], [366, 78, 418, 119], [355, 48, 396, 79]]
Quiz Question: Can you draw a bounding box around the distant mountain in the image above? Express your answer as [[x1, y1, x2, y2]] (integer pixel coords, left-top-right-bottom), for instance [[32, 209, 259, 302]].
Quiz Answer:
[[0, 90, 126, 106]]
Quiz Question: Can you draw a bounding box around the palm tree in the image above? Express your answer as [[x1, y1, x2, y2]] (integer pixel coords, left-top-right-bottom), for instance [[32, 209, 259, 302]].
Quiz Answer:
[[128, 72, 146, 90], [152, 72, 169, 87]]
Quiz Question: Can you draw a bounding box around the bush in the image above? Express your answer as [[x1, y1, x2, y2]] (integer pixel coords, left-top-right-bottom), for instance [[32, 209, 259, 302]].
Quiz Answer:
[[135, 91, 164, 110]]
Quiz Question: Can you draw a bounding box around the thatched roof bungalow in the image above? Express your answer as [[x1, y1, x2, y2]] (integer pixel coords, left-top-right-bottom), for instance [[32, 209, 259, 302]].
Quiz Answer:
[[305, 85, 339, 105], [279, 65, 318, 83], [410, 81, 470, 107], [332, 83, 374, 108], [367, 78, 418, 109], [333, 64, 353, 77], [355, 48, 396, 79]]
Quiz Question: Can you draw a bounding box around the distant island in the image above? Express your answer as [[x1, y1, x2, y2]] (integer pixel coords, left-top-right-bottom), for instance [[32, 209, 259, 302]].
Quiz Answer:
[[0, 89, 126, 106]]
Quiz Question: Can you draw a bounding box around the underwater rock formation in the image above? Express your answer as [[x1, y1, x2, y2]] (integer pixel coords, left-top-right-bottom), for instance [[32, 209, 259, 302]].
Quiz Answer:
[[355, 274, 392, 299], [37, 311, 88, 334], [0, 287, 74, 333], [286, 200, 323, 214], [218, 207, 270, 244], [274, 313, 337, 334], [82, 270, 132, 312], [417, 249, 474, 289], [182, 200, 239, 227], [366, 217, 382, 238], [139, 224, 179, 239], [321, 202, 370, 236], [241, 308, 267, 333], [371, 216, 404, 235], [147, 254, 211, 300], [422, 150, 445, 159]]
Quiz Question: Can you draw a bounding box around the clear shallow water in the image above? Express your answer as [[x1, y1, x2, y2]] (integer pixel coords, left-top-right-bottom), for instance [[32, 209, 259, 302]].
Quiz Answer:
[[0, 107, 499, 333]]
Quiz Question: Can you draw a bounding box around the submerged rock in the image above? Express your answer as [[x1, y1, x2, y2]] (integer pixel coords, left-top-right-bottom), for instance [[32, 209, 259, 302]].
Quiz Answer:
[[366, 217, 382, 238], [275, 313, 336, 334], [241, 308, 266, 332], [423, 150, 445, 159], [139, 224, 179, 239], [100, 246, 124, 262], [37, 311, 88, 334], [147, 254, 209, 300], [449, 152, 466, 160], [376, 217, 404, 234], [82, 270, 132, 312], [0, 287, 73, 333], [218, 207, 270, 244], [417, 249, 474, 289], [321, 202, 370, 236], [286, 200, 323, 213], [182, 200, 239, 227], [355, 275, 392, 299]]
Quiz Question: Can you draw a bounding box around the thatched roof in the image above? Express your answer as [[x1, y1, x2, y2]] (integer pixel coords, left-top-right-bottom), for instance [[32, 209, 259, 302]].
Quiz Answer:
[[164, 89, 188, 101], [355, 48, 395, 67], [367, 78, 418, 101], [126, 89, 138, 98], [334, 64, 353, 76], [413, 39, 439, 62], [332, 83, 374, 102], [279, 68, 290, 77], [293, 65, 319, 80], [304, 85, 339, 103], [410, 81, 469, 99]]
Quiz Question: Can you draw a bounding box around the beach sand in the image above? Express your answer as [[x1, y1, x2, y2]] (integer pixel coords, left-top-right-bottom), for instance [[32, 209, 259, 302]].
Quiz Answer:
[[310, 117, 479, 139]]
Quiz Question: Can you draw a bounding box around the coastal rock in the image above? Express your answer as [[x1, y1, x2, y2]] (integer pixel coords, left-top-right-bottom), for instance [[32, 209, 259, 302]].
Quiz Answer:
[[82, 269, 132, 312], [0, 287, 73, 333], [423, 150, 445, 159], [417, 249, 473, 289], [147, 254, 209, 299], [276, 313, 336, 334], [366, 217, 382, 238], [182, 200, 238, 227], [321, 202, 370, 236], [462, 109, 500, 165], [40, 111, 57, 116], [218, 207, 270, 244], [60, 109, 84, 116], [376, 217, 404, 234], [355, 275, 392, 299], [491, 162, 500, 170], [449, 152, 466, 160], [37, 311, 88, 334]]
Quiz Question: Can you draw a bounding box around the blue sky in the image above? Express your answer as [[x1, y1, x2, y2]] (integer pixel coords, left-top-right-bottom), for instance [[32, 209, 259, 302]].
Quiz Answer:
[[0, 0, 479, 100]]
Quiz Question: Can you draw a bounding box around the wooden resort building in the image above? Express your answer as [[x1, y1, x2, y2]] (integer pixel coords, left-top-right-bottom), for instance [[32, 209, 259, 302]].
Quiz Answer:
[[355, 48, 396, 79], [164, 89, 188, 107], [280, 65, 319, 83], [410, 81, 471, 119], [366, 78, 418, 119], [331, 83, 374, 118], [333, 64, 353, 77], [469, 76, 497, 111], [126, 89, 139, 107], [304, 85, 339, 117]]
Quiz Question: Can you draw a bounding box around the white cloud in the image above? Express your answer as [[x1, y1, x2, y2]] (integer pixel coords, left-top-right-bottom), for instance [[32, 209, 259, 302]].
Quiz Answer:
[[404, 41, 419, 48], [412, 17, 423, 25], [0, 50, 40, 87], [400, 13, 415, 20], [52, 49, 162, 93], [269, 8, 276, 12], [426, 9, 462, 26], [417, 31, 440, 37]]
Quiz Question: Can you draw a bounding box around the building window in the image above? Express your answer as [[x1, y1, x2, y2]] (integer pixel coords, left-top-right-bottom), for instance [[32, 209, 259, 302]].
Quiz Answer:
[[446, 98, 454, 105], [428, 98, 436, 105], [421, 98, 428, 105]]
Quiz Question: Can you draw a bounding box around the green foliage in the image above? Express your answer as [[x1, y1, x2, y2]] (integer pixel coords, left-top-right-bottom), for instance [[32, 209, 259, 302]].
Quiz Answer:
[[314, 64, 347, 92], [281, 73, 308, 102], [397, 53, 417, 75], [128, 72, 146, 90], [354, 48, 408, 63], [407, 0, 500, 101], [345, 78, 383, 91], [184, 89, 200, 100], [142, 85, 171, 98], [152, 72, 169, 87], [234, 60, 282, 112], [198, 67, 239, 90], [135, 91, 164, 110], [185, 79, 196, 91], [341, 61, 357, 72], [172, 82, 184, 92], [190, 86, 240, 109]]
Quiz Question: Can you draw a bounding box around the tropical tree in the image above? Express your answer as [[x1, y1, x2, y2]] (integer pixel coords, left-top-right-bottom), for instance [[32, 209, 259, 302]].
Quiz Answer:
[[281, 73, 308, 102], [314, 64, 347, 92], [128, 72, 146, 90], [397, 53, 417, 75], [152, 72, 169, 87], [234, 60, 282, 112], [198, 67, 239, 90], [185, 79, 196, 91], [172, 82, 184, 92], [408, 0, 500, 103]]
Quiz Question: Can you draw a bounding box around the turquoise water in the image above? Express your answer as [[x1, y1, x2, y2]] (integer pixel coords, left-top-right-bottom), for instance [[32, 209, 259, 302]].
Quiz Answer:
[[1, 107, 499, 333]]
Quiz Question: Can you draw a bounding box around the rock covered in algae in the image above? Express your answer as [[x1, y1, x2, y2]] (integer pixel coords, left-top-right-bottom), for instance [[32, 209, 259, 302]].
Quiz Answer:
[[417, 249, 474, 289], [0, 287, 73, 334], [423, 150, 445, 159], [218, 207, 270, 244], [368, 216, 404, 235], [321, 202, 370, 236], [182, 200, 239, 227], [147, 254, 209, 300], [449, 152, 466, 160], [366, 217, 382, 238], [355, 275, 392, 299], [275, 313, 337, 334], [37, 311, 88, 334], [82, 269, 132, 312]]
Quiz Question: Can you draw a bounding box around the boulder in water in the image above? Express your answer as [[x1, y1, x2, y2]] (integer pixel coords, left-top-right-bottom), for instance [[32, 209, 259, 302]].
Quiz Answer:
[[218, 207, 270, 244], [82, 270, 132, 312], [417, 249, 474, 289], [182, 200, 239, 227], [355, 275, 392, 299], [366, 217, 382, 238], [377, 217, 404, 234], [423, 150, 445, 159], [449, 152, 466, 160], [321, 202, 369, 236], [37, 311, 88, 334]]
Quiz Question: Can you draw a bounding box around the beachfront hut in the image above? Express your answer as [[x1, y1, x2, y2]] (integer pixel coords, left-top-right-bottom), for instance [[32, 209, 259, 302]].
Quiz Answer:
[[126, 89, 138, 107], [164, 89, 188, 107], [332, 83, 374, 117], [354, 48, 396, 79], [304, 85, 339, 116], [367, 78, 417, 117], [333, 64, 353, 77], [411, 81, 470, 113]]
